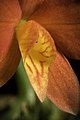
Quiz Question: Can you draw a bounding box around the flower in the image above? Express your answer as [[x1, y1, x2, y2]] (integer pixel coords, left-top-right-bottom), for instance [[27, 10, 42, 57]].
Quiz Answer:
[[0, 0, 80, 115], [29, 0, 80, 59]]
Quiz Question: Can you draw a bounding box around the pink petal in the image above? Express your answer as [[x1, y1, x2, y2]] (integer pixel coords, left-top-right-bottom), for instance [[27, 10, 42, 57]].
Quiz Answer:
[[0, 0, 22, 86]]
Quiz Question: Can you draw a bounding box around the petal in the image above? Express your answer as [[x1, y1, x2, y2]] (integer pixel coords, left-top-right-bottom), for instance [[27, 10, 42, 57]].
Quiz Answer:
[[0, 0, 22, 86], [0, 0, 21, 22], [47, 52, 79, 114], [19, 0, 44, 17], [30, 0, 80, 59], [16, 20, 56, 101]]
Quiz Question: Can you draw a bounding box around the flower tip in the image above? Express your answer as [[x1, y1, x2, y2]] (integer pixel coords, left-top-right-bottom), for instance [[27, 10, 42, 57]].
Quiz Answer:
[[66, 105, 79, 115], [65, 103, 79, 115], [38, 96, 45, 103], [70, 111, 77, 116]]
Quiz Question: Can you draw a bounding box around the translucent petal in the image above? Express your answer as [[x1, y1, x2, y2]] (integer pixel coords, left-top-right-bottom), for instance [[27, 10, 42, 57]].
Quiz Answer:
[[16, 20, 56, 101]]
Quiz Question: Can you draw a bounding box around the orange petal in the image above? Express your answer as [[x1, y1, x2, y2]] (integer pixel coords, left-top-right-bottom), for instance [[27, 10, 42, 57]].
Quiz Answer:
[[47, 52, 79, 114], [30, 0, 80, 59], [0, 0, 22, 86], [19, 0, 44, 17], [16, 20, 56, 101]]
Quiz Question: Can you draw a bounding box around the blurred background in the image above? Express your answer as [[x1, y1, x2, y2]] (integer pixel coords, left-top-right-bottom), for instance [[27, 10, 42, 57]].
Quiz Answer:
[[0, 59, 80, 120]]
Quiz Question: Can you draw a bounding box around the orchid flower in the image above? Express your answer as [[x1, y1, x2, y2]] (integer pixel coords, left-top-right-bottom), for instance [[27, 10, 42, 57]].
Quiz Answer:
[[0, 0, 80, 115]]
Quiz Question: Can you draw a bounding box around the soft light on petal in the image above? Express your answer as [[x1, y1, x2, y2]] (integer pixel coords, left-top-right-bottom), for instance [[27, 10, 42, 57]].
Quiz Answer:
[[47, 52, 79, 114], [19, 0, 44, 17], [16, 20, 56, 101], [0, 0, 22, 86], [30, 0, 80, 59]]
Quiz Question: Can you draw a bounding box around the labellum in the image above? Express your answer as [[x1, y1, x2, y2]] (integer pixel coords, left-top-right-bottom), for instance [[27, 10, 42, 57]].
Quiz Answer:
[[16, 20, 56, 101], [16, 20, 79, 114]]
